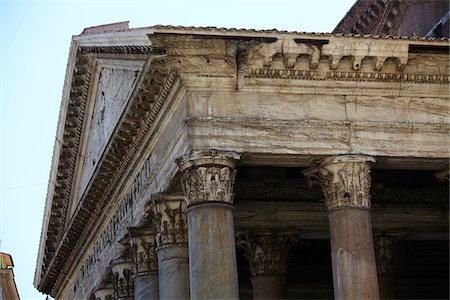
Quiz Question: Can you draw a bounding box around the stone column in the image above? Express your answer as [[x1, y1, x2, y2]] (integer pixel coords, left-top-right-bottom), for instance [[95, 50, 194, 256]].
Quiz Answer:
[[147, 193, 189, 300], [308, 155, 379, 300], [110, 258, 134, 300], [128, 227, 159, 300], [374, 233, 404, 300], [177, 150, 240, 300], [92, 283, 114, 300], [237, 230, 298, 299]]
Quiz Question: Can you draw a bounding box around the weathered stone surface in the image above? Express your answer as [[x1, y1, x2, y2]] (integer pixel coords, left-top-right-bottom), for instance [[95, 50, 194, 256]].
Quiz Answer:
[[328, 208, 379, 300], [156, 245, 189, 300], [36, 23, 449, 300], [78, 67, 139, 201], [186, 203, 239, 300]]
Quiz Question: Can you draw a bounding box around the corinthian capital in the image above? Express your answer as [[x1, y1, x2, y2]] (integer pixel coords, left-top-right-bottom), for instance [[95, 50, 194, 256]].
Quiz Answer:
[[307, 155, 375, 211], [146, 194, 188, 247], [93, 283, 114, 300], [128, 227, 157, 275], [374, 233, 406, 275], [176, 150, 240, 206], [110, 258, 134, 299], [237, 230, 298, 276]]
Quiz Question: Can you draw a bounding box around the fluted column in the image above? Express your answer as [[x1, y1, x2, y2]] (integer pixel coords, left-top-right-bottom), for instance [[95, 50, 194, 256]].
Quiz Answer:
[[128, 227, 159, 300], [92, 283, 114, 300], [111, 258, 134, 300], [238, 230, 298, 299], [177, 150, 240, 300], [147, 193, 189, 300], [306, 155, 379, 300], [374, 233, 405, 300]]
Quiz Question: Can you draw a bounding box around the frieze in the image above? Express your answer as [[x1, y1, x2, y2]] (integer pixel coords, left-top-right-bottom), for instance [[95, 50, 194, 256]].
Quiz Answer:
[[247, 68, 449, 84], [147, 194, 188, 247]]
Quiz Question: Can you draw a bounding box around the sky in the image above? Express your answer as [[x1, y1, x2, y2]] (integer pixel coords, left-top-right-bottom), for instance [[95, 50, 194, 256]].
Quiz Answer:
[[0, 0, 355, 299]]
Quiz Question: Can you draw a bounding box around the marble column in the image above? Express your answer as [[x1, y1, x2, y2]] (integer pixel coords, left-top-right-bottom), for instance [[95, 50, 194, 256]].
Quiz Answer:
[[92, 283, 114, 300], [110, 258, 134, 300], [177, 150, 240, 300], [128, 227, 159, 300], [147, 193, 189, 300], [307, 155, 379, 300], [237, 230, 298, 299], [374, 233, 404, 300]]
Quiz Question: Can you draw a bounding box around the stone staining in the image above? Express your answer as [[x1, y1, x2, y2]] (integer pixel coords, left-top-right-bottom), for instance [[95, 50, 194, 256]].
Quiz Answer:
[[110, 258, 134, 300], [308, 155, 380, 300]]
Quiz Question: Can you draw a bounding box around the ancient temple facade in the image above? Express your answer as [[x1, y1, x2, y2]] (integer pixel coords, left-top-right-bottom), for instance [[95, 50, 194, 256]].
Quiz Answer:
[[35, 3, 449, 299]]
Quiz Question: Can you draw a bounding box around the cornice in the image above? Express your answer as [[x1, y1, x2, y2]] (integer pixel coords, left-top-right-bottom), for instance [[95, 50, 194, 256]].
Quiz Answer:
[[37, 46, 178, 295]]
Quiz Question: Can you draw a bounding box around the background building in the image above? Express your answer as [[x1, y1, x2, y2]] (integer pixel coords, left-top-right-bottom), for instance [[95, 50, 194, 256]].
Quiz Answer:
[[35, 1, 449, 299], [1, 252, 20, 300]]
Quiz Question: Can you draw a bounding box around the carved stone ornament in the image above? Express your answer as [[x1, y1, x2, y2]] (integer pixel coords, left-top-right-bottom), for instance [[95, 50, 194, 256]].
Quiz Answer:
[[93, 283, 114, 300], [176, 150, 240, 206], [147, 194, 188, 247], [236, 230, 298, 276], [110, 258, 134, 298], [313, 155, 375, 211], [128, 227, 158, 275], [374, 234, 404, 275]]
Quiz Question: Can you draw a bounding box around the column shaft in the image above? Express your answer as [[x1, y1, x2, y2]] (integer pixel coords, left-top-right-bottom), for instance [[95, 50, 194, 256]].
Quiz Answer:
[[157, 245, 189, 299], [306, 155, 380, 300], [177, 150, 240, 300], [134, 272, 159, 300], [251, 275, 287, 299], [328, 208, 379, 299], [128, 227, 159, 300], [187, 203, 239, 299]]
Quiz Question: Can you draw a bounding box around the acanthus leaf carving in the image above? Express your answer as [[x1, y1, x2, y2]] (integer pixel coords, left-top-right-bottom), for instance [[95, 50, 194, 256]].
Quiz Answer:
[[236, 230, 298, 276], [180, 166, 236, 205], [147, 194, 188, 247], [305, 155, 375, 211], [374, 233, 406, 274], [110, 258, 134, 298], [128, 227, 158, 274]]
